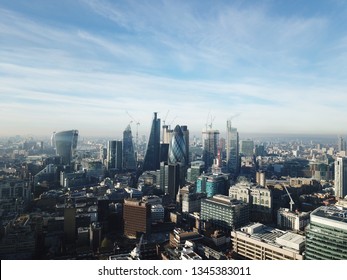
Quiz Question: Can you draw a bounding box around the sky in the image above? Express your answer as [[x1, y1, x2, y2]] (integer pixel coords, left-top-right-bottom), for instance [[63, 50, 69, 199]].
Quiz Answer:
[[1, 0, 347, 139]]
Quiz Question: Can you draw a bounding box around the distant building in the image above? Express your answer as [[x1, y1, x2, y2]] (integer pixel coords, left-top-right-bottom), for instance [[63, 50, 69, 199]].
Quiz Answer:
[[200, 195, 249, 232], [52, 130, 78, 166], [335, 157, 347, 199], [122, 125, 137, 171], [305, 206, 347, 259], [106, 140, 122, 170], [143, 112, 161, 172], [226, 121, 240, 177], [186, 161, 204, 183], [231, 223, 305, 260], [240, 140, 254, 157], [202, 130, 219, 171]]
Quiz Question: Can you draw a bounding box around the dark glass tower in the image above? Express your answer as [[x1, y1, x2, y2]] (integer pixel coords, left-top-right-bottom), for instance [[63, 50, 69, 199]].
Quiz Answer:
[[52, 130, 78, 165], [122, 125, 137, 171], [143, 112, 161, 171], [107, 140, 122, 170]]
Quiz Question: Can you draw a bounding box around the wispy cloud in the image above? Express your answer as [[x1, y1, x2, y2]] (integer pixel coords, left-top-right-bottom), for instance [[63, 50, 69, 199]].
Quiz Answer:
[[1, 1, 347, 137]]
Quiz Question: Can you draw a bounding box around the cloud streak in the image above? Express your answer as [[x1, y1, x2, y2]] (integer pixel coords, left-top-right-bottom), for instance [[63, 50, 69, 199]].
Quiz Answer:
[[1, 1, 347, 137]]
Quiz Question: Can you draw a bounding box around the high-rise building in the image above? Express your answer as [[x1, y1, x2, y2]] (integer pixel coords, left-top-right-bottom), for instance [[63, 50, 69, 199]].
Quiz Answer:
[[122, 125, 137, 171], [186, 161, 205, 183], [202, 130, 219, 171], [107, 140, 122, 170], [52, 130, 78, 165], [159, 162, 181, 200], [338, 136, 346, 152], [181, 125, 190, 164], [168, 125, 187, 166], [305, 206, 347, 260], [143, 112, 161, 171], [335, 157, 347, 199], [226, 121, 239, 177], [240, 139, 254, 157]]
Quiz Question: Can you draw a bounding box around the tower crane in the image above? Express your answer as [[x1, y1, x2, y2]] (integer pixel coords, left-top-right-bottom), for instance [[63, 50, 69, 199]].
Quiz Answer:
[[130, 234, 144, 260], [283, 185, 295, 212]]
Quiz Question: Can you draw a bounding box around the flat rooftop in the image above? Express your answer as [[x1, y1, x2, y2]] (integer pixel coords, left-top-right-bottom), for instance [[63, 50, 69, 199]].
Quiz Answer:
[[312, 206, 347, 224]]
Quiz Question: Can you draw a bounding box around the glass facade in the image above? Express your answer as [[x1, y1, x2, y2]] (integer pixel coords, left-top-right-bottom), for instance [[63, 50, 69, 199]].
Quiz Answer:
[[305, 206, 347, 260], [122, 125, 137, 170], [200, 195, 249, 231], [53, 130, 78, 165], [168, 125, 187, 166], [143, 112, 161, 172]]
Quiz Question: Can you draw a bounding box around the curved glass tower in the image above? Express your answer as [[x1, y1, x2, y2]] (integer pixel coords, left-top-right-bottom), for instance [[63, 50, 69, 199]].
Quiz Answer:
[[168, 125, 187, 166], [53, 130, 78, 165]]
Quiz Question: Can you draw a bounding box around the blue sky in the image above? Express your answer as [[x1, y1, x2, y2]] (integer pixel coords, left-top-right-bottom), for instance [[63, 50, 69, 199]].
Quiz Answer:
[[1, 0, 347, 138]]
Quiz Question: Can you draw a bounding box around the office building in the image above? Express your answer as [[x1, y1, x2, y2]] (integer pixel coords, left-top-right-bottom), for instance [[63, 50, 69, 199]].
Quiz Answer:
[[182, 192, 207, 214], [335, 157, 347, 199], [186, 161, 205, 183], [52, 130, 78, 165], [305, 206, 347, 259], [123, 198, 151, 238], [277, 208, 310, 231], [106, 140, 122, 170], [168, 125, 187, 166], [143, 112, 161, 171], [196, 173, 229, 198], [200, 195, 249, 232], [202, 129, 219, 171], [122, 125, 137, 170], [240, 140, 254, 157], [231, 223, 305, 260], [226, 120, 240, 176], [229, 180, 272, 222]]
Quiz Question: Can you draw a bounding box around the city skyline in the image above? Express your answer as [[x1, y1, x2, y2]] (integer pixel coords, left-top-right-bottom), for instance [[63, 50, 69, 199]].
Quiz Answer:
[[1, 0, 347, 137]]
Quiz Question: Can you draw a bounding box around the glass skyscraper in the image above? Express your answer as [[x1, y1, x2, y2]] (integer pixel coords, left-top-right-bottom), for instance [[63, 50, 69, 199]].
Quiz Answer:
[[168, 125, 187, 166], [202, 129, 219, 171], [305, 206, 347, 259], [226, 120, 239, 177], [52, 130, 78, 165], [107, 140, 122, 170], [122, 125, 137, 171], [143, 112, 161, 172]]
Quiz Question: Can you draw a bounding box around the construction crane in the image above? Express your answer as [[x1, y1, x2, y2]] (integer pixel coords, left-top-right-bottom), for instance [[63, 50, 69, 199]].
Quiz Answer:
[[208, 115, 216, 129], [283, 185, 295, 212], [130, 234, 144, 260], [162, 110, 170, 126]]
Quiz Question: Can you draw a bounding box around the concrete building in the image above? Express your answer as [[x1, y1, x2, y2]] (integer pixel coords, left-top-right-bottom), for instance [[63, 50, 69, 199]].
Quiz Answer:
[[182, 192, 207, 214], [277, 208, 310, 231], [229, 180, 272, 222], [305, 206, 347, 259], [231, 223, 305, 260]]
